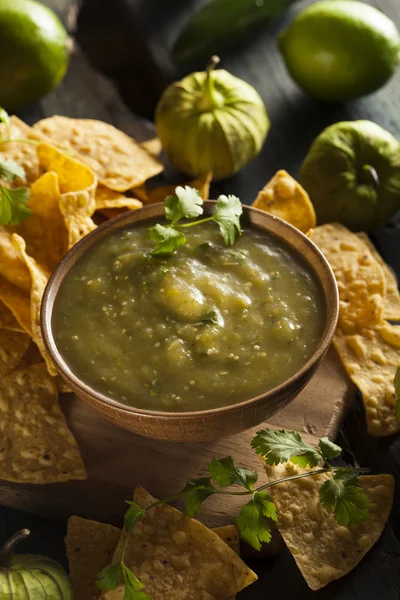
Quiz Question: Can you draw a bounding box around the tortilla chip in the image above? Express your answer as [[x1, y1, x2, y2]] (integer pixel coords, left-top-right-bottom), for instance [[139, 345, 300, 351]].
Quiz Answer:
[[356, 233, 400, 322], [0, 274, 31, 334], [95, 186, 143, 212], [263, 461, 394, 590], [333, 324, 400, 436], [37, 143, 97, 247], [66, 516, 121, 600], [147, 172, 212, 205], [12, 234, 55, 375], [7, 172, 69, 272], [33, 116, 164, 192], [66, 517, 240, 600], [212, 525, 240, 555], [309, 224, 386, 332], [0, 116, 45, 187], [0, 328, 30, 378], [0, 228, 31, 291], [0, 363, 86, 483], [252, 170, 316, 233], [101, 486, 257, 599], [141, 137, 162, 157], [0, 301, 24, 332]]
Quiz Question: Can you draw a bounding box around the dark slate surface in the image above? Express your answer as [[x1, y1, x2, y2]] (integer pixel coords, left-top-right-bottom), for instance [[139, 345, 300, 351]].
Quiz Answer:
[[1, 1, 400, 598]]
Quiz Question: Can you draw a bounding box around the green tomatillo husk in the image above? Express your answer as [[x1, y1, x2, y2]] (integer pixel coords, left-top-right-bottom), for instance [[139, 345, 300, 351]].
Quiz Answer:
[[155, 56, 269, 181]]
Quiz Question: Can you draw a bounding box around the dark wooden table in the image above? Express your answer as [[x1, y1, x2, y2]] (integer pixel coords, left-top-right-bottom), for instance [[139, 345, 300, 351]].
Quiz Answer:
[[1, 1, 400, 598]]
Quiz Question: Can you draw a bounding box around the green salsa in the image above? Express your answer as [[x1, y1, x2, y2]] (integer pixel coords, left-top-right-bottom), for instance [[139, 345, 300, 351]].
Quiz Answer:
[[53, 223, 325, 412]]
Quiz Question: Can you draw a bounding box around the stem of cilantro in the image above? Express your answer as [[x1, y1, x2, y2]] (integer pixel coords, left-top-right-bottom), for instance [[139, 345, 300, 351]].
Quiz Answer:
[[115, 465, 369, 563], [0, 138, 39, 146], [175, 217, 214, 228]]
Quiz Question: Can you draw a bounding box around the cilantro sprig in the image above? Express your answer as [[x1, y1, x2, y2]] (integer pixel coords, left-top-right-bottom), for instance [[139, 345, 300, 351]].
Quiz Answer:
[[149, 185, 242, 256], [98, 428, 371, 598], [0, 107, 31, 225]]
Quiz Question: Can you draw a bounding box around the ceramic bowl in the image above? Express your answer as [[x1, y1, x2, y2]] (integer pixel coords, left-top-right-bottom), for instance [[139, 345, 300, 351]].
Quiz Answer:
[[41, 202, 338, 442]]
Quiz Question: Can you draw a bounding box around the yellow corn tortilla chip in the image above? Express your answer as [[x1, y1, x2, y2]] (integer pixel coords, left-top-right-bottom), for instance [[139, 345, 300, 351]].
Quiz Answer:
[[140, 137, 162, 157], [333, 324, 400, 436], [252, 170, 316, 233], [0, 274, 31, 334], [356, 233, 400, 322], [0, 301, 24, 332], [101, 486, 257, 600], [12, 234, 55, 375], [66, 517, 240, 600], [212, 525, 240, 555], [33, 116, 164, 192], [7, 172, 69, 273], [0, 363, 87, 483], [37, 143, 97, 247], [263, 461, 394, 590], [0, 229, 31, 291], [66, 516, 121, 600], [0, 328, 30, 378], [147, 172, 212, 206], [95, 186, 143, 212], [0, 116, 46, 187], [309, 223, 386, 331]]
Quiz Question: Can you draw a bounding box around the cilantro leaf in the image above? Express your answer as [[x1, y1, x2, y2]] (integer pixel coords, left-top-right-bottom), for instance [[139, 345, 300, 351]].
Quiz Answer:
[[0, 157, 25, 182], [164, 186, 204, 224], [236, 492, 277, 551], [252, 428, 322, 467], [197, 310, 219, 326], [394, 367, 400, 422], [208, 457, 258, 490], [121, 563, 148, 597], [180, 477, 216, 517], [319, 469, 371, 526], [319, 437, 342, 461], [0, 107, 10, 138], [149, 224, 186, 256], [211, 195, 242, 245], [124, 501, 144, 534], [123, 587, 151, 600], [0, 185, 31, 225], [97, 563, 121, 591]]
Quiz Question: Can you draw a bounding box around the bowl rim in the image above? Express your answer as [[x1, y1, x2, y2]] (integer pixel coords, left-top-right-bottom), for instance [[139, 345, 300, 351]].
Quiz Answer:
[[41, 202, 339, 420]]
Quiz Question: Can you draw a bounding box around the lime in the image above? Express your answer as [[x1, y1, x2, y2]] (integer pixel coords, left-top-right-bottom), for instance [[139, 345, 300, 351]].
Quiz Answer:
[[0, 0, 69, 111], [279, 0, 400, 102]]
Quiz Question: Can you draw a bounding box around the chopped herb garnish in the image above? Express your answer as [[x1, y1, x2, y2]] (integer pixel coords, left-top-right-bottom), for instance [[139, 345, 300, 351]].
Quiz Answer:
[[98, 428, 371, 598], [0, 184, 30, 225], [148, 186, 242, 256], [0, 107, 31, 225], [197, 310, 219, 326], [0, 157, 25, 182]]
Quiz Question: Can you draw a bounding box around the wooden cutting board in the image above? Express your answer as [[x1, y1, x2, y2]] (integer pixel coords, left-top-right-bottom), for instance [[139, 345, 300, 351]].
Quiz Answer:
[[1, 24, 355, 531], [0, 347, 354, 528]]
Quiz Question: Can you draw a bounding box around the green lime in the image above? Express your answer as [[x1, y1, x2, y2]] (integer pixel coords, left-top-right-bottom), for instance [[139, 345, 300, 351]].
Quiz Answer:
[[0, 0, 69, 111], [279, 0, 400, 102]]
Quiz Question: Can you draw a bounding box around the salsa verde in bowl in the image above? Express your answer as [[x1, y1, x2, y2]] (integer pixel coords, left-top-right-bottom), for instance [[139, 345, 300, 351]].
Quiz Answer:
[[41, 201, 338, 442]]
